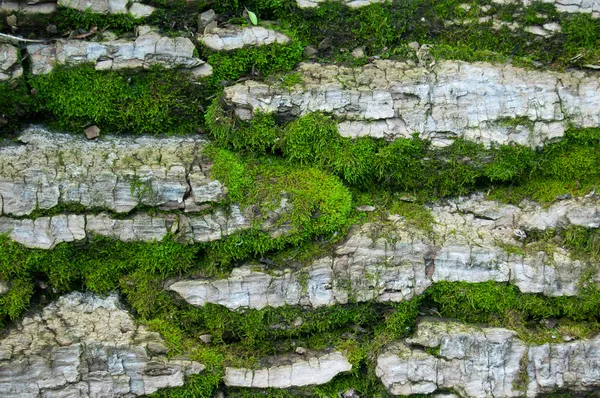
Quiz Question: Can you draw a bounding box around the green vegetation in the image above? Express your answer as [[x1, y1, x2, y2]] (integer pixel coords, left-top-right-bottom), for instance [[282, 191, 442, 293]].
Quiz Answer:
[[29, 64, 206, 135], [0, 79, 34, 133]]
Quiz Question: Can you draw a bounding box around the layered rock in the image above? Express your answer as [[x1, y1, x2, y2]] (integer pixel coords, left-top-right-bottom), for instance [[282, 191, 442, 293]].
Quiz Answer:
[[169, 194, 600, 310], [27, 31, 212, 76], [296, 0, 384, 8], [0, 44, 22, 81], [199, 26, 290, 51], [0, 201, 295, 249], [224, 351, 352, 388], [0, 126, 225, 216], [0, 292, 204, 397], [224, 60, 600, 147], [376, 318, 600, 397], [498, 0, 600, 17], [0, 0, 56, 14], [58, 0, 155, 17]]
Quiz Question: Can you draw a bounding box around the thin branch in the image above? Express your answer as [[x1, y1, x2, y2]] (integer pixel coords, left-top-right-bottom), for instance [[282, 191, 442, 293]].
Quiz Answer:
[[0, 32, 49, 43]]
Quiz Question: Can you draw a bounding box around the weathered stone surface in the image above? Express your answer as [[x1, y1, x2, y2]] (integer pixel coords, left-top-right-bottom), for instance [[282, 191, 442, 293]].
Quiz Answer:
[[27, 32, 211, 76], [0, 44, 23, 81], [169, 194, 600, 310], [0, 292, 204, 397], [199, 26, 290, 51], [57, 0, 155, 16], [0, 126, 225, 217], [376, 318, 600, 397], [0, 1, 56, 14], [224, 351, 352, 388], [224, 60, 600, 147], [495, 0, 600, 18], [297, 0, 384, 8]]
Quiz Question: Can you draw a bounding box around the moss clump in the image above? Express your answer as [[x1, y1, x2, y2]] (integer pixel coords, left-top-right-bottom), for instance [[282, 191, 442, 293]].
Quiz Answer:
[[30, 64, 206, 135], [52, 7, 143, 33], [0, 79, 35, 134]]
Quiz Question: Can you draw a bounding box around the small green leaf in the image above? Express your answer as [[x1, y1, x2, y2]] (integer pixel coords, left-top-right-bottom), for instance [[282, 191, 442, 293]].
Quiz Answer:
[[247, 9, 258, 25]]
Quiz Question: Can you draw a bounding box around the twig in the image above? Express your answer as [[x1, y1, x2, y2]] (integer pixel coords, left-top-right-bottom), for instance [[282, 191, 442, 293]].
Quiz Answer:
[[0, 32, 49, 43]]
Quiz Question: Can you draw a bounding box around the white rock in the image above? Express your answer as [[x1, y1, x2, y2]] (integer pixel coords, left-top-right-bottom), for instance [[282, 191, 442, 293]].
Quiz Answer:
[[199, 26, 290, 51]]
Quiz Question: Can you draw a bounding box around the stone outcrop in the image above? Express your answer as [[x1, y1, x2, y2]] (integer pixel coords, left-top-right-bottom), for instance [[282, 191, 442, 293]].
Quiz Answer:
[[1, 0, 56, 14], [224, 351, 352, 388], [0, 44, 22, 81], [224, 60, 600, 147], [57, 0, 155, 17], [0, 292, 204, 397], [169, 194, 600, 310], [376, 318, 600, 397], [0, 126, 225, 217], [0, 201, 295, 249], [296, 0, 384, 8], [27, 31, 212, 76], [495, 0, 600, 18], [199, 26, 290, 51]]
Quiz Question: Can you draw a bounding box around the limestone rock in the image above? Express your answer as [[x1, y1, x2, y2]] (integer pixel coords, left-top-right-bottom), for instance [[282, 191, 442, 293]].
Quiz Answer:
[[376, 318, 600, 397], [27, 32, 208, 75], [0, 1, 56, 14], [224, 60, 600, 148], [57, 0, 155, 16], [199, 26, 290, 51], [494, 0, 600, 18], [297, 0, 385, 8], [0, 126, 225, 216], [0, 292, 204, 397], [0, 44, 23, 81], [224, 351, 352, 388], [169, 194, 600, 310]]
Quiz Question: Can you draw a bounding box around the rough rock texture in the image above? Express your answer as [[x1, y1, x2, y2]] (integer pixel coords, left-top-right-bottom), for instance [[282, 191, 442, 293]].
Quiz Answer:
[[224, 60, 600, 147], [169, 194, 600, 310], [27, 32, 212, 76], [496, 0, 600, 17], [224, 351, 352, 388], [376, 318, 600, 397], [0, 126, 225, 217], [199, 26, 290, 51], [0, 44, 22, 81], [0, 292, 204, 397], [0, 0, 56, 14], [0, 202, 294, 249], [296, 0, 384, 8], [58, 0, 155, 17]]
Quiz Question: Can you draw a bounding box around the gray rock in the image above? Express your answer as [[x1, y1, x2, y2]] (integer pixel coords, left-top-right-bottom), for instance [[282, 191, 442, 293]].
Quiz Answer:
[[199, 26, 290, 51], [493, 0, 600, 18], [57, 0, 155, 16], [169, 194, 600, 310], [376, 318, 600, 397], [0, 281, 9, 295], [297, 0, 385, 8], [0, 292, 204, 397], [84, 125, 100, 139], [0, 126, 225, 216], [224, 351, 352, 388], [0, 1, 56, 14], [224, 60, 600, 148], [0, 44, 23, 81], [27, 32, 208, 75]]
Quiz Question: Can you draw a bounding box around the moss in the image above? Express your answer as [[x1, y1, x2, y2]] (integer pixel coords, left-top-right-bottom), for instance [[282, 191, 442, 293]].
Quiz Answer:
[[52, 7, 143, 33], [0, 79, 35, 134], [30, 64, 206, 135]]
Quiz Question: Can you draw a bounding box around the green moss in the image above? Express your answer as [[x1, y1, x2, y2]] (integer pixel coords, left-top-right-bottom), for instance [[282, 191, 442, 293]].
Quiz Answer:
[[52, 7, 143, 33], [0, 79, 35, 134], [30, 64, 206, 135]]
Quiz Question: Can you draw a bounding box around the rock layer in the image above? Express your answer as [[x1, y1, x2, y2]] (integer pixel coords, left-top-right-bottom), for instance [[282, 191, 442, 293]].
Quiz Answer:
[[0, 292, 204, 397], [224, 351, 352, 388], [199, 26, 290, 51], [376, 318, 600, 397], [58, 0, 155, 17], [0, 126, 225, 216], [27, 31, 211, 76], [224, 60, 600, 147], [169, 194, 600, 310], [500, 0, 600, 17], [296, 0, 384, 8]]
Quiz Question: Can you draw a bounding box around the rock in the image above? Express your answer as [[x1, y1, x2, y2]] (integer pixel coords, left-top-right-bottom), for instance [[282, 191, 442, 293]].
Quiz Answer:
[[199, 334, 213, 344], [317, 37, 333, 51], [303, 45, 318, 58], [46, 24, 58, 33], [198, 9, 216, 31], [297, 0, 385, 8], [355, 205, 375, 212], [6, 14, 17, 28], [407, 41, 420, 51], [169, 193, 600, 310], [376, 318, 600, 397], [0, 44, 23, 81], [0, 126, 225, 216], [0, 281, 9, 295], [224, 350, 352, 388], [27, 32, 209, 76], [84, 125, 100, 139], [57, 0, 155, 16], [1, 0, 57, 14], [343, 389, 360, 398], [0, 292, 204, 397], [351, 47, 365, 58], [223, 60, 600, 148], [199, 26, 290, 51], [295, 346, 307, 355]]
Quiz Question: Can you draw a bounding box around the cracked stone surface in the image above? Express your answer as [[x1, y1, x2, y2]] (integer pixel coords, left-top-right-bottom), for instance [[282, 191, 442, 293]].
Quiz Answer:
[[224, 60, 600, 147], [0, 0, 56, 13], [199, 26, 290, 51], [0, 126, 225, 217], [0, 292, 204, 397], [27, 32, 212, 76], [169, 194, 600, 310], [376, 318, 600, 397], [0, 44, 22, 81], [224, 351, 352, 388], [57, 0, 155, 17], [494, 0, 600, 17]]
